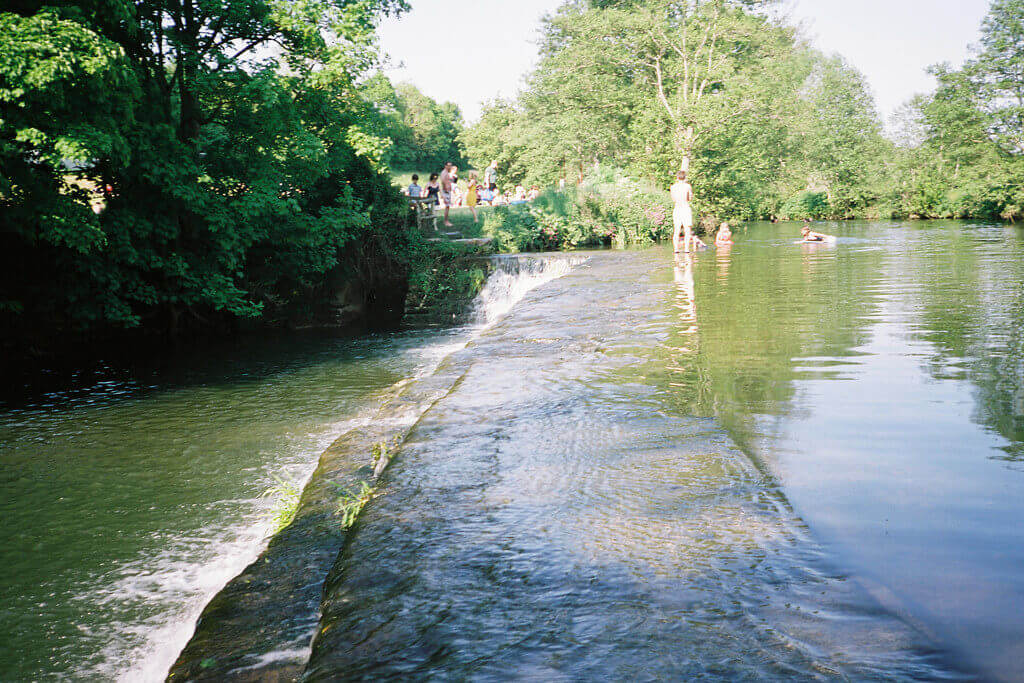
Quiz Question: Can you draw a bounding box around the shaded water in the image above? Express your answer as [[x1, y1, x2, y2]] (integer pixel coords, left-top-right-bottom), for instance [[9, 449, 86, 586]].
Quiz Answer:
[[0, 254, 580, 680], [0, 331, 470, 680], [3, 221, 1024, 680]]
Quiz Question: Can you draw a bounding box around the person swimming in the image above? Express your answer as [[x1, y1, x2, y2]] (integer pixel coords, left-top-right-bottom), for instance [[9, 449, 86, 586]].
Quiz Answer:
[[715, 222, 733, 246], [801, 223, 835, 243]]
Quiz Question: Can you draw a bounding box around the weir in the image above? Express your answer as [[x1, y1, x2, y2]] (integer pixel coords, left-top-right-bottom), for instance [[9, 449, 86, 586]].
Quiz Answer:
[[9, 223, 1021, 680], [169, 243, 961, 681], [298, 247, 955, 681], [166, 253, 588, 681]]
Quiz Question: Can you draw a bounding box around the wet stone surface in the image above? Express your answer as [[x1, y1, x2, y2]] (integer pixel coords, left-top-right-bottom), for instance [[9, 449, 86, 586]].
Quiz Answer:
[[305, 249, 961, 681]]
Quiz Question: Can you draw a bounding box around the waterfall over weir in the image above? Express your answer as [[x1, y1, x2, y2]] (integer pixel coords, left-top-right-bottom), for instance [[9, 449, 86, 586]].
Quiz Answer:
[[472, 254, 588, 325], [165, 253, 587, 682]]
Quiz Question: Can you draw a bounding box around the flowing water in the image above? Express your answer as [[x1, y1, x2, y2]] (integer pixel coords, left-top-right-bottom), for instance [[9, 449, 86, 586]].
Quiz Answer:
[[3, 221, 1024, 680], [0, 331, 461, 680], [0, 254, 579, 681]]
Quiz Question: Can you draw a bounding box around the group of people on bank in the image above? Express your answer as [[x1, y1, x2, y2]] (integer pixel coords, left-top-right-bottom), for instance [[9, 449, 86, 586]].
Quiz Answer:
[[405, 160, 540, 227], [669, 164, 834, 253]]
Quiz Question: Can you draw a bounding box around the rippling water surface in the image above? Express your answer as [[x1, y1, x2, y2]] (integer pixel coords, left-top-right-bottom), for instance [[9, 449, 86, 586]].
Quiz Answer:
[[4, 221, 1024, 680], [0, 330, 468, 680], [310, 221, 1023, 681]]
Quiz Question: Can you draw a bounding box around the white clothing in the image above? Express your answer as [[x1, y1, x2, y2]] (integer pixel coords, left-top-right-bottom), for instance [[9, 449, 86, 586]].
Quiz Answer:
[[671, 181, 694, 229], [673, 204, 693, 229]]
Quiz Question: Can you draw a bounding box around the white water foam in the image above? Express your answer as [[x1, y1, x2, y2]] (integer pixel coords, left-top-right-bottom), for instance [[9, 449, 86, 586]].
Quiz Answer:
[[112, 415, 370, 683], [472, 254, 589, 325], [115, 253, 587, 682]]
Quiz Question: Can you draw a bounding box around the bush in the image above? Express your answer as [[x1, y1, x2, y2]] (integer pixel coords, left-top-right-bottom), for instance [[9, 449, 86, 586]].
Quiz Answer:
[[480, 178, 674, 253], [405, 240, 491, 317], [781, 190, 830, 219]]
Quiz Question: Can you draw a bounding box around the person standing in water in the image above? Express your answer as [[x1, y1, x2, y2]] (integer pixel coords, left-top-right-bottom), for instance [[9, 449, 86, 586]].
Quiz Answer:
[[671, 169, 695, 253]]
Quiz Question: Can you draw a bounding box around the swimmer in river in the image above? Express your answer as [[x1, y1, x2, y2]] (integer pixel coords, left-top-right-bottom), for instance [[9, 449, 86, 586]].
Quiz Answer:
[[715, 222, 733, 246], [801, 222, 835, 243]]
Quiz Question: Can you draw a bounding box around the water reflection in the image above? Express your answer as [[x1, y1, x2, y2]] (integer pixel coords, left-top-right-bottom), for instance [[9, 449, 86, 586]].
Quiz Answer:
[[651, 222, 1024, 681], [715, 242, 732, 283], [307, 248, 955, 681], [906, 223, 1024, 462], [672, 253, 698, 338]]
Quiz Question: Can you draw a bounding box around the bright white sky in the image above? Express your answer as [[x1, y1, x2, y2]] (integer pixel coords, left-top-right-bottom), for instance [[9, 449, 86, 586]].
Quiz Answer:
[[377, 0, 992, 125]]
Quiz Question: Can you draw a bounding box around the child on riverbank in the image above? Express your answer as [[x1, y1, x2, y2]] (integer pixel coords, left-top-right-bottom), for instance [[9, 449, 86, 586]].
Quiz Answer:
[[466, 172, 480, 223], [425, 173, 440, 204]]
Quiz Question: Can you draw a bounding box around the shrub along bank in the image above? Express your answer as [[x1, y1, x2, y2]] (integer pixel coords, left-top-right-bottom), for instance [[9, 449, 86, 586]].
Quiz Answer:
[[405, 240, 490, 320], [468, 179, 675, 253]]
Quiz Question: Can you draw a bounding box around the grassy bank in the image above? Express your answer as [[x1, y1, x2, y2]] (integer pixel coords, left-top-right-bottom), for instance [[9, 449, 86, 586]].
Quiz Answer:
[[405, 239, 491, 320], [473, 180, 674, 252]]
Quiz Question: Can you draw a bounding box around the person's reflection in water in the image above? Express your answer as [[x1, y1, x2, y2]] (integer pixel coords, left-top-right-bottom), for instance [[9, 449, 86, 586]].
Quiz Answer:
[[673, 253, 698, 339], [716, 242, 732, 284], [666, 253, 702, 405]]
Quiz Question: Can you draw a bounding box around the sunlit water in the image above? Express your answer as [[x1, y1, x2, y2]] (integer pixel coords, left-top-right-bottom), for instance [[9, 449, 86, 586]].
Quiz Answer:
[[4, 221, 1024, 680], [309, 222, 1022, 681]]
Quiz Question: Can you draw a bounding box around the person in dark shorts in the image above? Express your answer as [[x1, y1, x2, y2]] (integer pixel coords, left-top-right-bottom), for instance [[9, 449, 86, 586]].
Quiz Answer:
[[425, 173, 440, 204]]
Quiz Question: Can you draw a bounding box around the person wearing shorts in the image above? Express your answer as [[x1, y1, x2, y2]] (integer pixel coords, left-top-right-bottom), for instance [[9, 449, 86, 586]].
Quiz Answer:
[[439, 162, 454, 227], [484, 160, 498, 191], [671, 169, 695, 253]]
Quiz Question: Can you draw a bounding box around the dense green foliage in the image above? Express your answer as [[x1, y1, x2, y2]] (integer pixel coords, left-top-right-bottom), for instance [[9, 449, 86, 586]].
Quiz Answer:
[[405, 240, 489, 318], [464, 0, 1024, 225], [480, 171, 672, 251], [5, 0, 1024, 360], [889, 0, 1024, 220], [362, 77, 466, 171], [462, 0, 891, 224], [1, 0, 414, 351]]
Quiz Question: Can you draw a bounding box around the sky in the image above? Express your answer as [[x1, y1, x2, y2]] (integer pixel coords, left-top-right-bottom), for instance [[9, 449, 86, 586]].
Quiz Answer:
[[377, 0, 992, 125]]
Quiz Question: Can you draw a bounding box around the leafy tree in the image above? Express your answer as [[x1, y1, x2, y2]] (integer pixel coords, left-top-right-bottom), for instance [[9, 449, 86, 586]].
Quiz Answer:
[[361, 76, 465, 171], [463, 0, 890, 222], [893, 0, 1024, 220], [459, 99, 530, 185], [1, 0, 414, 352]]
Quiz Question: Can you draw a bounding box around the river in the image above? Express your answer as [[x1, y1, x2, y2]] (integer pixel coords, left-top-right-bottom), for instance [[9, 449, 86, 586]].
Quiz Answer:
[[2, 220, 1023, 680]]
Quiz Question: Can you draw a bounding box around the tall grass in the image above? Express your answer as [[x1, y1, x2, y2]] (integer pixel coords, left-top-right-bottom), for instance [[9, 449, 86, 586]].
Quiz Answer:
[[336, 481, 375, 529], [261, 476, 303, 533]]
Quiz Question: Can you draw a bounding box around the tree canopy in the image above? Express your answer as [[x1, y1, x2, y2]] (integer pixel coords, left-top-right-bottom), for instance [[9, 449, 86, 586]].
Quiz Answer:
[[889, 0, 1024, 220], [361, 76, 466, 171], [462, 0, 891, 222], [1, 0, 415, 350]]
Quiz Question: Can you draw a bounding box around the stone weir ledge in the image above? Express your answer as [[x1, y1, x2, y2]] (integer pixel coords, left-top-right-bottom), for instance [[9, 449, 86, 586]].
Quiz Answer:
[[167, 351, 476, 681]]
